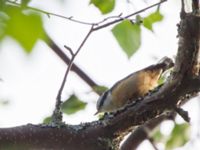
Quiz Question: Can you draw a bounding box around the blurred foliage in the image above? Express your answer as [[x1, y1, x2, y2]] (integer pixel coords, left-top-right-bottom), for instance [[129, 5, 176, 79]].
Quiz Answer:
[[158, 75, 165, 85], [90, 0, 115, 14], [112, 20, 141, 58], [153, 128, 165, 143], [61, 95, 87, 115], [21, 0, 31, 7], [166, 123, 190, 150], [152, 123, 190, 149], [143, 11, 163, 31], [93, 85, 108, 95], [158, 67, 173, 85], [97, 112, 105, 119], [0, 11, 8, 40], [43, 116, 52, 124], [0, 0, 5, 10], [0, 99, 9, 106], [0, 3, 46, 53]]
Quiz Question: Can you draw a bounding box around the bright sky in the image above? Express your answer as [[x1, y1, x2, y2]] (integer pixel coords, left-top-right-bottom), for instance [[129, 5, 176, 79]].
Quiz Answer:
[[0, 0, 199, 149]]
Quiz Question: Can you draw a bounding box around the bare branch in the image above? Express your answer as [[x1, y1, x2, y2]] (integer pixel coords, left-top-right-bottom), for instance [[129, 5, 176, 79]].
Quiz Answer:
[[6, 0, 95, 25], [174, 107, 190, 122], [64, 45, 74, 56], [148, 138, 159, 150], [46, 35, 99, 91], [93, 0, 167, 31], [95, 13, 124, 25], [52, 26, 94, 124], [6, 0, 167, 29]]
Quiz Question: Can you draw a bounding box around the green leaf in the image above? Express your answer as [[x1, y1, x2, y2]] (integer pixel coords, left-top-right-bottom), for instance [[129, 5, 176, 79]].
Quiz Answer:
[[158, 75, 165, 85], [93, 85, 108, 95], [21, 0, 31, 7], [112, 20, 141, 58], [43, 116, 52, 124], [166, 123, 190, 150], [3, 6, 46, 53], [90, 0, 115, 14], [152, 128, 165, 143], [143, 11, 163, 31], [61, 95, 87, 115], [0, 99, 9, 106], [0, 0, 5, 10], [0, 11, 8, 40]]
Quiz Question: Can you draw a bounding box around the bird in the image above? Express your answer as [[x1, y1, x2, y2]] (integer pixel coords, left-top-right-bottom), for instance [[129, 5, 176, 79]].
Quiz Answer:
[[95, 57, 174, 114]]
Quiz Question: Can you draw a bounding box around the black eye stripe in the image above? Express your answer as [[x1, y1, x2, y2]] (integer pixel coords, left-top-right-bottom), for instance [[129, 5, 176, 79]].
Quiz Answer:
[[99, 91, 108, 108]]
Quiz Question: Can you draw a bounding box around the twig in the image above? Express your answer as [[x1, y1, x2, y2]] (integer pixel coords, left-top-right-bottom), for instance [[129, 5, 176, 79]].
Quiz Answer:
[[64, 45, 74, 56], [95, 13, 123, 25], [6, 0, 167, 29], [148, 137, 159, 150], [174, 107, 190, 122], [93, 0, 167, 31], [47, 35, 99, 92], [157, 0, 163, 11], [6, 0, 95, 26], [52, 26, 94, 124], [180, 0, 186, 19]]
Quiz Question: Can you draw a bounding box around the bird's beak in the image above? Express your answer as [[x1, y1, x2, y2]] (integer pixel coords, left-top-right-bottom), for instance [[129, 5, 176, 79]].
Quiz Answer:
[[94, 111, 99, 115]]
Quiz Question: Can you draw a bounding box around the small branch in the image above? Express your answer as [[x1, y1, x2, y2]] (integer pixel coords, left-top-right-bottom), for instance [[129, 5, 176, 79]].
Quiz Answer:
[[95, 13, 124, 25], [157, 0, 163, 11], [174, 107, 190, 122], [47, 35, 99, 92], [6, 0, 167, 28], [52, 26, 94, 124], [64, 45, 74, 56], [181, 0, 185, 13], [148, 137, 159, 150], [93, 0, 167, 31], [6, 0, 95, 26]]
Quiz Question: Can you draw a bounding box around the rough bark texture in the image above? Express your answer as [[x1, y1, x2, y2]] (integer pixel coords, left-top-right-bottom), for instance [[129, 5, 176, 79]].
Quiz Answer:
[[0, 7, 199, 150]]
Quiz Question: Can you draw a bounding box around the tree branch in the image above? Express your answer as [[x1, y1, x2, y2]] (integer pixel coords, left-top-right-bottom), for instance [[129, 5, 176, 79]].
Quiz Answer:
[[93, 0, 167, 31], [6, 0, 95, 25], [6, 0, 167, 29], [52, 26, 94, 124], [46, 35, 99, 91]]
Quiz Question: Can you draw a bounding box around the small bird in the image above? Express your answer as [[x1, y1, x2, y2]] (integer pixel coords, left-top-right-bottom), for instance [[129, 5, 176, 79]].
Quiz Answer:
[[95, 57, 174, 114]]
